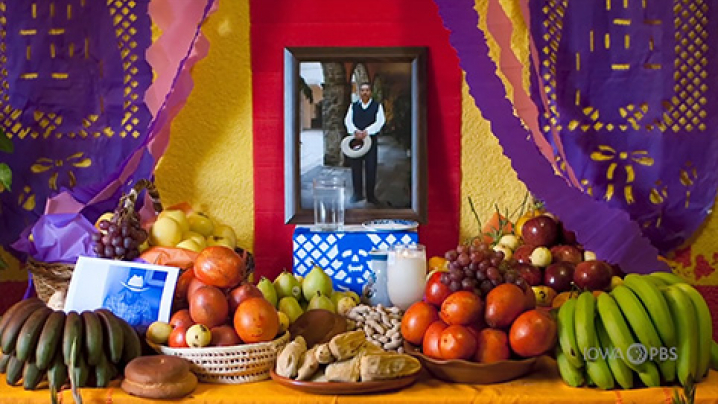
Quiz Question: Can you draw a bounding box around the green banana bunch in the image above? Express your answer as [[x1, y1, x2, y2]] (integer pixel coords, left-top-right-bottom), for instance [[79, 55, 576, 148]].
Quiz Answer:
[[556, 348, 585, 388], [611, 285, 675, 382], [596, 317, 633, 389], [662, 285, 699, 387], [596, 292, 646, 373], [673, 283, 713, 382], [574, 291, 598, 361], [557, 298, 583, 369], [622, 274, 676, 349]]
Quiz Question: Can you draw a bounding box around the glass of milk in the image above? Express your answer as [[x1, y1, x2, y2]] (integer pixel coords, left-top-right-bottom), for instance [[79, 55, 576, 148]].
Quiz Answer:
[[386, 244, 427, 310]]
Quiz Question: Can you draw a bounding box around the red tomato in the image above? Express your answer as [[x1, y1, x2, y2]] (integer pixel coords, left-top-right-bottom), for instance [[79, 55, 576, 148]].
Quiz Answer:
[[401, 301, 440, 346], [509, 309, 557, 358], [234, 297, 279, 343], [440, 291, 483, 326], [425, 272, 452, 307], [422, 320, 448, 359], [475, 328, 510, 363], [169, 309, 194, 330], [439, 325, 477, 360], [168, 326, 189, 348]]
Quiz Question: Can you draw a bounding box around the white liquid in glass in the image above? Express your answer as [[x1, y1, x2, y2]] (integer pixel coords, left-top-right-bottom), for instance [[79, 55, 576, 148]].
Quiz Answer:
[[386, 246, 426, 310]]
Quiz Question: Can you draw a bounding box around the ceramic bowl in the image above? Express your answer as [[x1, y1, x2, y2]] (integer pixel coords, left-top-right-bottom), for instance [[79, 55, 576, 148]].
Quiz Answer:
[[403, 342, 538, 384]]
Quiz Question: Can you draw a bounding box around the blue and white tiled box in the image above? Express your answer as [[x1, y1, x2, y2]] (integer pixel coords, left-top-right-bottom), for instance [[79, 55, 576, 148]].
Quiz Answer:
[[292, 226, 419, 295]]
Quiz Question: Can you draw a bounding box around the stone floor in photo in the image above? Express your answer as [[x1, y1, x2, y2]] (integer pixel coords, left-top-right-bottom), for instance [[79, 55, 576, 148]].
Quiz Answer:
[[300, 130, 412, 211]]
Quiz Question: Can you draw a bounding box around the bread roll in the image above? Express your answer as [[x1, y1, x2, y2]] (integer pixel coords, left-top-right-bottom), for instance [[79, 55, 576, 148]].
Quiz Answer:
[[121, 355, 197, 399]]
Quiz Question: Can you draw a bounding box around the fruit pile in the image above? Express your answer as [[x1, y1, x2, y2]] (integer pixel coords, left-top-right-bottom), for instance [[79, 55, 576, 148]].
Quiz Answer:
[[0, 299, 141, 390], [93, 200, 242, 261], [146, 208, 239, 253], [256, 265, 361, 326], [434, 204, 623, 309], [150, 246, 280, 348], [556, 272, 718, 390], [402, 280, 556, 363]]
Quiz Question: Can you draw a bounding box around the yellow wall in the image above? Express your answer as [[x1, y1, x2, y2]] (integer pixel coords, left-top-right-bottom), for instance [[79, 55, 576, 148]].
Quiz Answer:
[[154, 0, 255, 250]]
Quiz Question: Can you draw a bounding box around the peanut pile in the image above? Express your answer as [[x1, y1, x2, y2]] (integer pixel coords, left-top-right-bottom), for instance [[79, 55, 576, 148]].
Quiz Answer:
[[345, 304, 404, 353]]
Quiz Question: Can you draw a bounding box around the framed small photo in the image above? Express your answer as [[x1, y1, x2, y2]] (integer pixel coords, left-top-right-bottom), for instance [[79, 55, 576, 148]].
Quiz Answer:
[[284, 47, 428, 225], [64, 256, 180, 332]]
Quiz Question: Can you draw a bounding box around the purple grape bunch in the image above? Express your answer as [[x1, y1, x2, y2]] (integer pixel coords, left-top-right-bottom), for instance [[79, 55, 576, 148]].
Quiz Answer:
[[440, 240, 528, 299], [91, 210, 148, 260]]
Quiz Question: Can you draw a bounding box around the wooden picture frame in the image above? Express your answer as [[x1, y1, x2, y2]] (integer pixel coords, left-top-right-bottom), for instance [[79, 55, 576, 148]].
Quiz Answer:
[[284, 46, 427, 225]]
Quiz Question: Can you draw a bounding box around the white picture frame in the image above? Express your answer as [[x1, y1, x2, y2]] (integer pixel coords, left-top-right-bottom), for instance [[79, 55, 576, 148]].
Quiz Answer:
[[64, 256, 180, 332]]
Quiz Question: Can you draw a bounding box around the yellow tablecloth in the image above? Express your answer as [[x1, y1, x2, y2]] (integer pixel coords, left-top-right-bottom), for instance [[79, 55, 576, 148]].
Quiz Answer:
[[1, 357, 718, 404]]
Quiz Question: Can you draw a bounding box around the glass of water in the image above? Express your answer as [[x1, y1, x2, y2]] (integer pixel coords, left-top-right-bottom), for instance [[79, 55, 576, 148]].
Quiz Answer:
[[313, 177, 345, 231]]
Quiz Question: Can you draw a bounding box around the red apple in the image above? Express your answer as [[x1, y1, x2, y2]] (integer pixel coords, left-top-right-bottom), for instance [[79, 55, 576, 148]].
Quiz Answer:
[[573, 260, 613, 291], [512, 244, 536, 265], [228, 283, 264, 313], [516, 263, 543, 287], [544, 262, 575, 292], [425, 271, 453, 307], [550, 245, 583, 265], [559, 223, 577, 245], [521, 215, 558, 247]]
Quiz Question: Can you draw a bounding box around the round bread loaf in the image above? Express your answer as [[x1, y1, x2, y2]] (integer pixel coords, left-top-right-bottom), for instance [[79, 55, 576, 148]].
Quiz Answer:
[[121, 355, 198, 399]]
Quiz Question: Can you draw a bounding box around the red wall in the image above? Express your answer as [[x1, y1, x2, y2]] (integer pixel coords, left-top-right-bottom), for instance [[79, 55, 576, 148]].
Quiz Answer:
[[250, 0, 462, 279]]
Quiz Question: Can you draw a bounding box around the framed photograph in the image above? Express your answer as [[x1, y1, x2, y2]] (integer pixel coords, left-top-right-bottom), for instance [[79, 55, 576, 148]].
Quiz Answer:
[[64, 256, 180, 332], [284, 47, 427, 225]]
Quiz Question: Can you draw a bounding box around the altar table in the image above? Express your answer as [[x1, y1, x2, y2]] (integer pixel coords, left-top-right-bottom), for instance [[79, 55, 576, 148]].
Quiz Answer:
[[1, 357, 717, 403]]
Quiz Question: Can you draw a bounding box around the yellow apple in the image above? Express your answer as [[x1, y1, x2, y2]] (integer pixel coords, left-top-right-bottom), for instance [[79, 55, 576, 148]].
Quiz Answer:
[[206, 235, 235, 249], [146, 321, 173, 344], [176, 239, 202, 253], [158, 209, 190, 234], [185, 324, 212, 348], [212, 224, 237, 248], [149, 217, 183, 247], [188, 212, 214, 237], [182, 231, 207, 250]]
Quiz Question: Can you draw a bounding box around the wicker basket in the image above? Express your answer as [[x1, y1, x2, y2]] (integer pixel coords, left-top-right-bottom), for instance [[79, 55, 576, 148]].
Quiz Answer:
[[25, 257, 74, 303], [147, 331, 291, 384]]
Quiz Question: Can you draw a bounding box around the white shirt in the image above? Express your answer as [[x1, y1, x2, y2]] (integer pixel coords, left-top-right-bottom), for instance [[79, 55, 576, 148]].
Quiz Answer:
[[344, 99, 386, 136]]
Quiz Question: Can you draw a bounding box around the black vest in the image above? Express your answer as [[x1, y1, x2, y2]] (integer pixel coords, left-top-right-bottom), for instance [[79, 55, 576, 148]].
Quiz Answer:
[[352, 100, 380, 130]]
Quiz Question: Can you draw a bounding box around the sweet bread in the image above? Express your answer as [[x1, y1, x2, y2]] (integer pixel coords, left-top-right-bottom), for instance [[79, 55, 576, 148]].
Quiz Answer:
[[121, 355, 197, 399]]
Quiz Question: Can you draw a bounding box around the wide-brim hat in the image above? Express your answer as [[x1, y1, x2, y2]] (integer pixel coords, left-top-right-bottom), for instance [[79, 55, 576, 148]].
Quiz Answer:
[[121, 274, 149, 292], [341, 135, 372, 158]]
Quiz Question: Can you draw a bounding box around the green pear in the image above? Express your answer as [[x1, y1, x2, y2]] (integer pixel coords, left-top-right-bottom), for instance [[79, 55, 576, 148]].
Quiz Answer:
[[302, 265, 334, 301], [330, 291, 347, 307], [308, 291, 335, 313], [336, 296, 357, 317], [273, 270, 302, 301], [256, 277, 278, 308], [278, 296, 304, 323]]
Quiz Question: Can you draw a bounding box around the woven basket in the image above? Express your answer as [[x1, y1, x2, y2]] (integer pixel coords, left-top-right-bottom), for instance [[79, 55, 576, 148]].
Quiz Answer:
[[147, 331, 291, 384], [25, 257, 74, 303]]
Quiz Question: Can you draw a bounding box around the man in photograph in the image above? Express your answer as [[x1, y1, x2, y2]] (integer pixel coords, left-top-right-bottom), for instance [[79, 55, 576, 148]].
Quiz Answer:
[[103, 272, 156, 331], [344, 82, 386, 205]]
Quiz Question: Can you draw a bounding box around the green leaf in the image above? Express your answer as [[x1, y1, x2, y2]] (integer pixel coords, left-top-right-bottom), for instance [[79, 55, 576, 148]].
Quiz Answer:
[[0, 129, 12, 154], [0, 163, 11, 191]]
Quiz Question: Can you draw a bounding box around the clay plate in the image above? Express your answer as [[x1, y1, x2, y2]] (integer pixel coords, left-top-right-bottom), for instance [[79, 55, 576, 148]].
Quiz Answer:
[[269, 369, 419, 395], [403, 342, 537, 384]]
